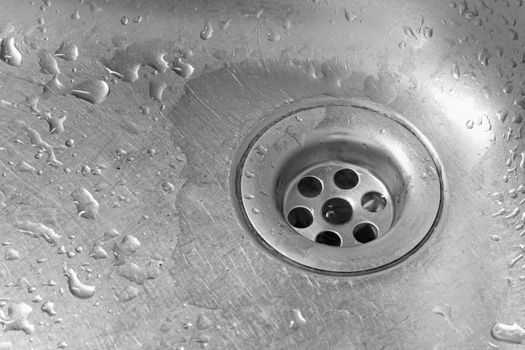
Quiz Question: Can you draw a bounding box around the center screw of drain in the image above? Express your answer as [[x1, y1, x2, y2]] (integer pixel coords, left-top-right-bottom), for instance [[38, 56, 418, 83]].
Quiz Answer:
[[236, 99, 442, 274]]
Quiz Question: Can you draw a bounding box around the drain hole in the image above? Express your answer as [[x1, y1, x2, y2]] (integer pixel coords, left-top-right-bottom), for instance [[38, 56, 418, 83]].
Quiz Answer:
[[287, 207, 313, 229], [297, 176, 323, 198], [333, 169, 359, 190], [353, 223, 378, 243], [315, 231, 342, 247], [361, 192, 387, 212], [322, 198, 352, 225]]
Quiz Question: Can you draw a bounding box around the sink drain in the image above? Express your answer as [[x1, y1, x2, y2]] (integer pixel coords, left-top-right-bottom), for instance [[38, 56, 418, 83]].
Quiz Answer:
[[283, 161, 394, 247], [235, 98, 442, 274]]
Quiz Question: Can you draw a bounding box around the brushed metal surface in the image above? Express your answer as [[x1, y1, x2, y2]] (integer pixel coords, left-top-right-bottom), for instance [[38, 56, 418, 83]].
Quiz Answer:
[[0, 0, 523, 349]]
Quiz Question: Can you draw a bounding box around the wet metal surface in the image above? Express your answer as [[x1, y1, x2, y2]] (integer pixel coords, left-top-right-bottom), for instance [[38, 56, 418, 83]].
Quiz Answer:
[[0, 0, 523, 349]]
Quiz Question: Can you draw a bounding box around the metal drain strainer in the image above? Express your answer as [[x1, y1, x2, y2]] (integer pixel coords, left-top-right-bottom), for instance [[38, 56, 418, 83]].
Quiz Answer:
[[235, 99, 442, 274], [283, 161, 394, 247]]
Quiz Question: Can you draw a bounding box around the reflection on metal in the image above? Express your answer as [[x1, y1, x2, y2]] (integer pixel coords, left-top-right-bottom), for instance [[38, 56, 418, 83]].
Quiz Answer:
[[0, 0, 522, 348], [236, 99, 442, 273]]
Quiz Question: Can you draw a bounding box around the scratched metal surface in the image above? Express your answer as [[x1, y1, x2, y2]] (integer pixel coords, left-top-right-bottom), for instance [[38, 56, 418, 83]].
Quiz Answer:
[[0, 0, 523, 349]]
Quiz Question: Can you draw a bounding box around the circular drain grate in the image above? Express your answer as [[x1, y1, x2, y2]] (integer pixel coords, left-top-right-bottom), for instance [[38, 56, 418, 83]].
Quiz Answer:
[[235, 98, 443, 274], [282, 162, 393, 247]]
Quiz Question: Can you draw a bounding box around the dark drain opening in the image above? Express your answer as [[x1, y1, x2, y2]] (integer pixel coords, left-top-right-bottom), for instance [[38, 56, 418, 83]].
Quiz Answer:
[[322, 198, 352, 225], [287, 207, 313, 229], [361, 192, 387, 212], [315, 231, 342, 247], [297, 176, 323, 198], [353, 223, 378, 243], [333, 168, 359, 189]]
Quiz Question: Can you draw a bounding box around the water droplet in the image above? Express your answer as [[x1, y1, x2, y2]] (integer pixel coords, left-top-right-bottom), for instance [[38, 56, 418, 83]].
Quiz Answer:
[[509, 254, 523, 268], [42, 112, 66, 134], [515, 96, 525, 110], [90, 243, 108, 259], [172, 58, 194, 79], [451, 63, 460, 80], [41, 301, 57, 316], [71, 9, 80, 20], [290, 309, 306, 330], [478, 48, 491, 67], [492, 192, 504, 203], [267, 30, 281, 42], [71, 80, 110, 104], [519, 152, 525, 175], [103, 228, 120, 240], [508, 28, 519, 40], [505, 207, 521, 219], [255, 145, 267, 155], [17, 161, 36, 174], [43, 75, 66, 96], [104, 40, 171, 82], [484, 115, 492, 131], [497, 110, 508, 123], [344, 9, 358, 22], [432, 304, 452, 321], [0, 302, 34, 334], [403, 26, 417, 39], [162, 181, 175, 192], [423, 26, 433, 39], [16, 220, 61, 245], [491, 322, 525, 344], [502, 81, 513, 95], [139, 105, 150, 115], [55, 41, 78, 61], [71, 187, 99, 219], [197, 315, 213, 330], [0, 37, 22, 66], [5, 248, 20, 261], [200, 21, 213, 40], [64, 268, 96, 299], [150, 78, 167, 101], [80, 165, 90, 176]]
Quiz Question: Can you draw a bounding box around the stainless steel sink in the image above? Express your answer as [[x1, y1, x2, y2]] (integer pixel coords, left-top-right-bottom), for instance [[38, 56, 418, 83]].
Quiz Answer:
[[0, 0, 524, 348]]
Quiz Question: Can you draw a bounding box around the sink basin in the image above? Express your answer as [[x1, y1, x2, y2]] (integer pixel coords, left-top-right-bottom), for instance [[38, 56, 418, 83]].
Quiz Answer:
[[0, 0, 524, 348]]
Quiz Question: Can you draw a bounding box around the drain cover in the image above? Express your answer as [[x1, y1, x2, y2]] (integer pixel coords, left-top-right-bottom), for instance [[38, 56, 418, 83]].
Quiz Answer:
[[235, 98, 442, 274]]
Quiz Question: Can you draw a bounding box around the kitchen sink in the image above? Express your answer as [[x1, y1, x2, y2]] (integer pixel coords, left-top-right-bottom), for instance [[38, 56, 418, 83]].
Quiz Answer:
[[0, 0, 524, 348]]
